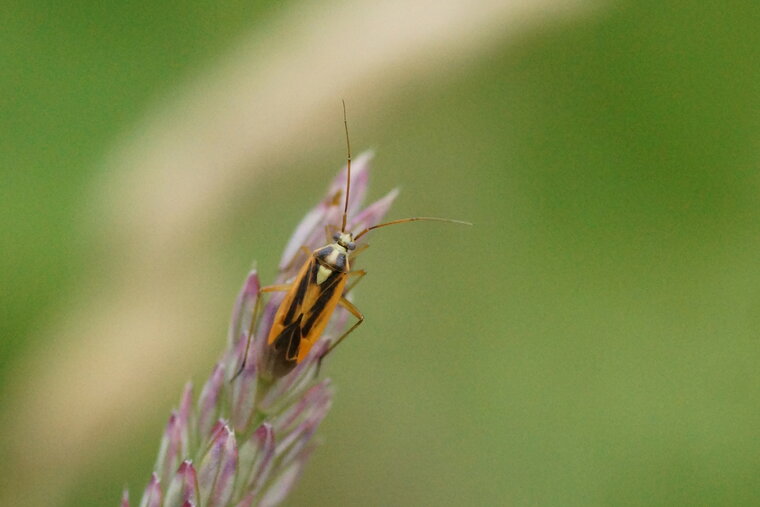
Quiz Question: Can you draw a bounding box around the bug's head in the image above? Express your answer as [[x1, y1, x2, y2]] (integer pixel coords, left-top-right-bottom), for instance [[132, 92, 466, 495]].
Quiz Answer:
[[332, 231, 356, 252]]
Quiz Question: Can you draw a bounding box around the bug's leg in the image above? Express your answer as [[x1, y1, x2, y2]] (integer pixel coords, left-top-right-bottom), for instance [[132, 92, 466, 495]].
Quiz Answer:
[[282, 245, 312, 273], [314, 271, 367, 377], [316, 296, 365, 377], [324, 224, 339, 243], [231, 283, 291, 381], [329, 297, 365, 353], [349, 243, 370, 261], [343, 269, 367, 295]]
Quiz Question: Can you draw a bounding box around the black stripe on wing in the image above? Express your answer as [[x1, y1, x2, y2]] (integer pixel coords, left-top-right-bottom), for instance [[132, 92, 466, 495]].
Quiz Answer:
[[272, 314, 304, 361], [284, 261, 316, 325], [302, 269, 342, 336]]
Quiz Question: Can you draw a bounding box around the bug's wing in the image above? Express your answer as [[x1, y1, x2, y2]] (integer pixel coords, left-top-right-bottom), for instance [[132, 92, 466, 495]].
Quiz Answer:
[[268, 258, 315, 346], [264, 259, 315, 378], [296, 268, 347, 362], [271, 314, 304, 361]]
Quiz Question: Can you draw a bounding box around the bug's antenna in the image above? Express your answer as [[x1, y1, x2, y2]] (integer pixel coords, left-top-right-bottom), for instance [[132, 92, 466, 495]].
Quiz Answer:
[[341, 99, 352, 232], [354, 217, 472, 241]]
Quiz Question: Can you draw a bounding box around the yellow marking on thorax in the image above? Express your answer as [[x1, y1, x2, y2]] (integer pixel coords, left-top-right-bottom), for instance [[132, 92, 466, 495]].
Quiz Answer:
[[316, 264, 333, 284]]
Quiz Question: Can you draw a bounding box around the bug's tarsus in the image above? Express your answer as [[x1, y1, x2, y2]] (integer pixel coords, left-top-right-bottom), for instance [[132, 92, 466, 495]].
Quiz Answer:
[[341, 99, 351, 233], [315, 351, 326, 379], [231, 349, 247, 382], [231, 290, 262, 382]]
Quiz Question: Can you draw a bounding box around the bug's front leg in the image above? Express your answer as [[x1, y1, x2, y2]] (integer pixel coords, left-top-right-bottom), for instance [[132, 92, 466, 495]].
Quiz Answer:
[[231, 283, 291, 381], [324, 224, 339, 243], [349, 242, 370, 261]]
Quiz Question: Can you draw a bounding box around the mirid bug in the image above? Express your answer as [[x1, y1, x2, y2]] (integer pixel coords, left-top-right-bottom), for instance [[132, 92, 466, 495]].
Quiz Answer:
[[235, 102, 470, 380]]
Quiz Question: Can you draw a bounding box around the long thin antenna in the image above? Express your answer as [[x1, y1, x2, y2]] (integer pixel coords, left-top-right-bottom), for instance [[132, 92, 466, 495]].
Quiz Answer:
[[354, 217, 472, 241], [341, 99, 352, 232]]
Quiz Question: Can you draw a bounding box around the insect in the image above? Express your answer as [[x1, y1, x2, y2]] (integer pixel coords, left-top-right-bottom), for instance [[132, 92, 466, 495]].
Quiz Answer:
[[235, 102, 470, 380]]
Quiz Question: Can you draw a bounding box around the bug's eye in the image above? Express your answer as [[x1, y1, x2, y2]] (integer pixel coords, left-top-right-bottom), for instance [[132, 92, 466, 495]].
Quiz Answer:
[[347, 242, 356, 250], [332, 233, 341, 241]]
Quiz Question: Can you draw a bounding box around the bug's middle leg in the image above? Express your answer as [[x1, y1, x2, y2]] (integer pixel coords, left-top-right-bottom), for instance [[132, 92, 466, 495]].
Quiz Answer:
[[232, 283, 291, 381], [343, 269, 367, 294]]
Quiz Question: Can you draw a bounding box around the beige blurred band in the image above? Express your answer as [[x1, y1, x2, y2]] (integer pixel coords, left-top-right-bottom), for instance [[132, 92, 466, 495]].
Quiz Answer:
[[2, 0, 596, 505]]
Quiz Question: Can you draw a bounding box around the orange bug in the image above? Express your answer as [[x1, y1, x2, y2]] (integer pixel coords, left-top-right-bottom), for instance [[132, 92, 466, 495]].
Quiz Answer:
[[236, 103, 470, 380]]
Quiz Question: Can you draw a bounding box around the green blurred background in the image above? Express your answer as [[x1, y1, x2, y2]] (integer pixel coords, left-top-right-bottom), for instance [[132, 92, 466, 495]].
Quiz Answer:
[[3, 0, 760, 505]]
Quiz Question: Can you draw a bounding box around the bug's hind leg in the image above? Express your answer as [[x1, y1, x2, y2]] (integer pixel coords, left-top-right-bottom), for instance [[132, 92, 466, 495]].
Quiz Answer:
[[329, 297, 364, 353], [231, 283, 291, 381], [316, 296, 365, 376]]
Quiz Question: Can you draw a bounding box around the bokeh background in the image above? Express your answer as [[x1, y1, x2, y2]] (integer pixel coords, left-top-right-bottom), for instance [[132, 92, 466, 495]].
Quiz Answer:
[[3, 0, 760, 505]]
